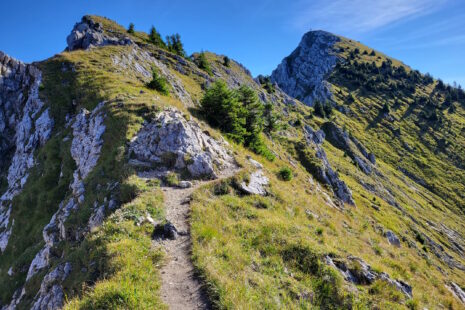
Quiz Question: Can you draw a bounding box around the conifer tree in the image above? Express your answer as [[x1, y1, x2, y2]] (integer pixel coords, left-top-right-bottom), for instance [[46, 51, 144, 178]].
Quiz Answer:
[[223, 56, 230, 67], [149, 26, 165, 47], [127, 23, 135, 34], [166, 34, 186, 57], [197, 52, 212, 75], [314, 100, 325, 118]]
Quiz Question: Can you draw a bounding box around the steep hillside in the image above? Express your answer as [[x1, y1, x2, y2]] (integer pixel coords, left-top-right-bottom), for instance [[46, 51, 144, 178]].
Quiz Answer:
[[0, 16, 464, 310], [272, 30, 465, 308]]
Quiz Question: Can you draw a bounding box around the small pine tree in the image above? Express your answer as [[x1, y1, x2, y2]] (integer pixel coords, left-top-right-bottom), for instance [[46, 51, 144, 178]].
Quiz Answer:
[[263, 103, 280, 133], [314, 100, 325, 118], [370, 50, 376, 56], [166, 34, 186, 57], [146, 68, 169, 95], [127, 23, 135, 34], [381, 102, 390, 114], [238, 85, 264, 143], [149, 26, 165, 47], [197, 52, 212, 75], [323, 102, 333, 117], [200, 81, 274, 160], [200, 81, 246, 143], [223, 56, 230, 67], [346, 93, 355, 104]]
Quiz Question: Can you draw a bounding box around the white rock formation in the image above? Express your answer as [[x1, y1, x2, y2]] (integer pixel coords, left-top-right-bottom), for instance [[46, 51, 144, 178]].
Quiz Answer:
[[240, 170, 269, 196], [129, 108, 236, 179], [66, 16, 133, 51], [447, 282, 465, 305], [271, 30, 341, 106], [31, 263, 72, 310], [26, 102, 106, 281], [0, 52, 53, 252], [303, 125, 354, 205]]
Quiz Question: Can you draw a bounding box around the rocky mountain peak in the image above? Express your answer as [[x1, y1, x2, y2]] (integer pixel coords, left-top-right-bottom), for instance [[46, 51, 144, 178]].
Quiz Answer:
[[271, 30, 341, 106], [66, 15, 133, 51]]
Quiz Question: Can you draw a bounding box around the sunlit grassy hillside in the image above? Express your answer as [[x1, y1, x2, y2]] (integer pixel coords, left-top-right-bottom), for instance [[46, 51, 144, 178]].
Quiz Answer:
[[0, 15, 464, 309]]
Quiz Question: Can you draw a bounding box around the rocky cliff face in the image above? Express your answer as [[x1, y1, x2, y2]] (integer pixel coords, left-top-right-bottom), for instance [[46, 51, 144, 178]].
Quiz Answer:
[[271, 30, 340, 106], [0, 52, 53, 252], [6, 102, 109, 309]]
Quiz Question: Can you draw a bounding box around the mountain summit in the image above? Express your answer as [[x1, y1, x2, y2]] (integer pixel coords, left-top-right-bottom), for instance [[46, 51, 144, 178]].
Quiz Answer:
[[1, 15, 465, 309], [271, 30, 341, 105]]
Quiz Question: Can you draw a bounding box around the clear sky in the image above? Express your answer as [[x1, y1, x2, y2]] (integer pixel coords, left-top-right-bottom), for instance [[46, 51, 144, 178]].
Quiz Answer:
[[1, 0, 464, 86]]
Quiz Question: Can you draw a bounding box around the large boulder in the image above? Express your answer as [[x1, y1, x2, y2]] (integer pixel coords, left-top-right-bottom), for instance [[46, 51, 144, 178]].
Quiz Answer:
[[385, 230, 401, 247], [240, 170, 269, 196], [129, 108, 236, 179]]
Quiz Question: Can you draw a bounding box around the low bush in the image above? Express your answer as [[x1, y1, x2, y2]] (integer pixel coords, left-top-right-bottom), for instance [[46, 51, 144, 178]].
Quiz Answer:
[[278, 166, 293, 181], [213, 180, 231, 196], [146, 68, 169, 95]]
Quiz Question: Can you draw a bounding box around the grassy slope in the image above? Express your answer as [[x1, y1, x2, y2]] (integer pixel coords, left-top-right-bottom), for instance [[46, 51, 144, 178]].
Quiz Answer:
[[188, 38, 465, 309], [331, 37, 465, 212]]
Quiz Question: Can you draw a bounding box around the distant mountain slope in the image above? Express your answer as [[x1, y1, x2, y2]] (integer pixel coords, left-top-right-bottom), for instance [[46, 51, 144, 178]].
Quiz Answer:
[[0, 16, 464, 309], [272, 29, 465, 216]]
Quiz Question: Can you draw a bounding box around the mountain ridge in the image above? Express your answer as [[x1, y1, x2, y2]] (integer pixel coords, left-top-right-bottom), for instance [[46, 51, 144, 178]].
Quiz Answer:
[[0, 14, 464, 309]]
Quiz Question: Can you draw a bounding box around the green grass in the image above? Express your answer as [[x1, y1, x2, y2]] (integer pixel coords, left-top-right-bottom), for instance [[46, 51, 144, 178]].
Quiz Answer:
[[64, 175, 165, 309], [164, 172, 180, 187]]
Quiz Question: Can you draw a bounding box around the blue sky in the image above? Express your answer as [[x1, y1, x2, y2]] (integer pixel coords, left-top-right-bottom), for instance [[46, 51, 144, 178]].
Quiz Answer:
[[1, 0, 464, 86]]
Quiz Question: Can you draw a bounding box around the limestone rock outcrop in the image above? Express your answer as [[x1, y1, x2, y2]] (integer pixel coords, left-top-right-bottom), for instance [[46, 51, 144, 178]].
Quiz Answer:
[[0, 52, 53, 252], [321, 122, 375, 175], [111, 46, 193, 106], [240, 158, 269, 196], [27, 102, 106, 281], [129, 108, 236, 179], [271, 31, 340, 106], [447, 282, 465, 305], [66, 16, 133, 51], [302, 125, 354, 205], [326, 255, 412, 297], [31, 263, 72, 310], [385, 230, 401, 247]]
